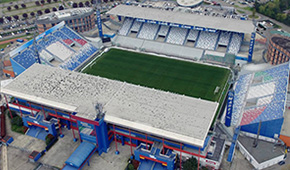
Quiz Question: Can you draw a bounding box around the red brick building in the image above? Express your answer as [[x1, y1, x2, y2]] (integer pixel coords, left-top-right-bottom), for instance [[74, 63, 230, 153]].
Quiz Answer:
[[36, 8, 95, 33], [266, 35, 290, 65]]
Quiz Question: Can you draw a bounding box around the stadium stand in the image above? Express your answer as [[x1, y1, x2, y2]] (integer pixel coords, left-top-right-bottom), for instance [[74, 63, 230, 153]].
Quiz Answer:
[[228, 33, 243, 54], [157, 25, 170, 37], [187, 29, 200, 42], [119, 18, 134, 36], [13, 50, 36, 69], [60, 26, 87, 46], [137, 23, 160, 40], [10, 22, 99, 75], [166, 27, 188, 45], [130, 20, 143, 33], [218, 31, 232, 46], [53, 31, 74, 45], [60, 43, 98, 70], [232, 63, 289, 126], [195, 31, 219, 50]]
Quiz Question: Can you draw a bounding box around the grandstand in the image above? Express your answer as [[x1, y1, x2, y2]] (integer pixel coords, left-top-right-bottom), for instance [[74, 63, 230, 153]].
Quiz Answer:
[[230, 62, 289, 135], [108, 5, 256, 62], [9, 22, 100, 76]]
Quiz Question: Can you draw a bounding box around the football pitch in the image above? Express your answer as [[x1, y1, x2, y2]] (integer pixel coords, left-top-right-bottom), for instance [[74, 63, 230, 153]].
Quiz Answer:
[[82, 48, 230, 101]]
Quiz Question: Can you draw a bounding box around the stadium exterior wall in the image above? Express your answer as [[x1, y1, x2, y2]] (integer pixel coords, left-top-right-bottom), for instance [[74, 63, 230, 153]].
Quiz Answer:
[[36, 9, 95, 33], [10, 58, 26, 76], [266, 35, 290, 65], [240, 118, 284, 139]]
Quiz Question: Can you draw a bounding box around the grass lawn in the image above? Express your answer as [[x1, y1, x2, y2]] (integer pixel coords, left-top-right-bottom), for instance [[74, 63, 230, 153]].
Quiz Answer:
[[83, 49, 230, 101]]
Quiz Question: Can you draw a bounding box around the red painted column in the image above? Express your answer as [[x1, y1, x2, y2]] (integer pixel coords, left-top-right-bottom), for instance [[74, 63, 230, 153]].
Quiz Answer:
[[16, 99, 23, 117], [41, 105, 46, 120], [162, 138, 165, 155], [28, 102, 34, 117], [113, 124, 118, 152], [4, 95, 13, 119], [180, 143, 182, 170], [129, 129, 132, 155]]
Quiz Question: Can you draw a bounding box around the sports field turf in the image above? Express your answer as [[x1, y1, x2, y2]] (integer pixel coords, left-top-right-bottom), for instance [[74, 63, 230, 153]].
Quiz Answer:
[[82, 49, 230, 101]]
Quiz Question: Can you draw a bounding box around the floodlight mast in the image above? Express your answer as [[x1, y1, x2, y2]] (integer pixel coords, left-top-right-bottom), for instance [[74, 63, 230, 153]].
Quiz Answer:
[[33, 14, 41, 64]]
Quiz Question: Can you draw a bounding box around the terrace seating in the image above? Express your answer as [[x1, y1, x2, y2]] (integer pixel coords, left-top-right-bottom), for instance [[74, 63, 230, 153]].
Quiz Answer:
[[12, 49, 36, 68], [228, 33, 242, 54], [166, 27, 188, 45], [53, 31, 73, 45], [61, 26, 87, 46], [195, 31, 219, 50], [38, 35, 57, 49], [157, 25, 170, 37], [130, 21, 142, 33], [218, 31, 231, 46], [240, 106, 266, 126], [119, 18, 134, 36], [137, 23, 159, 40], [187, 30, 199, 41], [60, 44, 98, 71]]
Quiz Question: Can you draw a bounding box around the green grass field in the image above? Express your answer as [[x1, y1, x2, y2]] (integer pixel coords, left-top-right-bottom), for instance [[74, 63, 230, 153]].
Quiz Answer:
[[82, 49, 230, 101]]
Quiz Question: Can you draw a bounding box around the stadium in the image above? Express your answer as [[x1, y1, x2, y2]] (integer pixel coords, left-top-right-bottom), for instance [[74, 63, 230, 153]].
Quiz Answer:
[[3, 3, 287, 170]]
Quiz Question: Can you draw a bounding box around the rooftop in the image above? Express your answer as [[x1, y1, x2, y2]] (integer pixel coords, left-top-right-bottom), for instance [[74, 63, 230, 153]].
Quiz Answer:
[[1, 64, 218, 147], [238, 135, 284, 164], [36, 8, 93, 24], [271, 35, 290, 53], [107, 5, 255, 34], [177, 0, 203, 7]]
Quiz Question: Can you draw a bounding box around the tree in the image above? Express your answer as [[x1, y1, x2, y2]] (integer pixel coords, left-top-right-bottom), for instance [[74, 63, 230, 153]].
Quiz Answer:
[[41, 0, 45, 4], [37, 10, 43, 15], [11, 116, 23, 126], [14, 5, 19, 9], [72, 2, 78, 8], [183, 157, 198, 170], [13, 15, 19, 20], [90, 0, 95, 4], [59, 5, 64, 10], [52, 7, 57, 11], [22, 13, 28, 18], [35, 1, 40, 5], [0, 18, 4, 24], [79, 2, 84, 7], [6, 16, 12, 21], [47, 0, 51, 3], [103, 0, 108, 3], [53, 0, 58, 2], [7, 6, 11, 11], [30, 12, 35, 17], [21, 4, 26, 8], [44, 8, 50, 13], [85, 1, 90, 6]]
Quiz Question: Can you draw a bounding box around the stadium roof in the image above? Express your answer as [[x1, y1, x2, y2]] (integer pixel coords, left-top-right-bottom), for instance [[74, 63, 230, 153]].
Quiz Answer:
[[107, 5, 255, 34], [1, 64, 219, 147], [231, 63, 289, 127], [177, 0, 203, 7]]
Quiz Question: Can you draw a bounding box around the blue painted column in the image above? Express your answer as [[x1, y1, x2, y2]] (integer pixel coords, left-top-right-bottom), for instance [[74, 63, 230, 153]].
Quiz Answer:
[[225, 90, 234, 127], [96, 10, 103, 38], [248, 32, 256, 62]]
